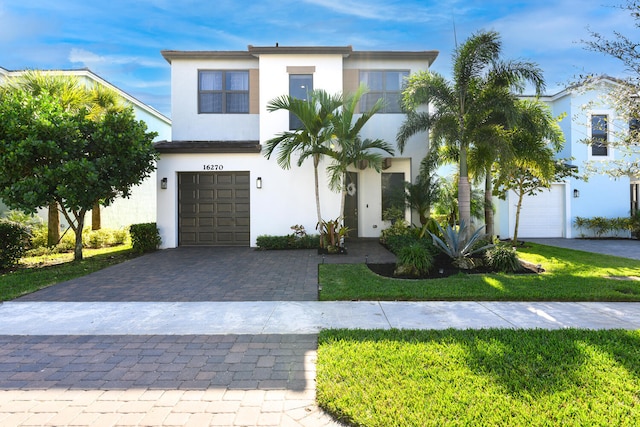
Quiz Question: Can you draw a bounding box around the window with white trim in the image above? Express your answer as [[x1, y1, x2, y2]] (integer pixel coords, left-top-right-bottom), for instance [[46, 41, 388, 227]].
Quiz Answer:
[[360, 70, 409, 113], [198, 70, 249, 113]]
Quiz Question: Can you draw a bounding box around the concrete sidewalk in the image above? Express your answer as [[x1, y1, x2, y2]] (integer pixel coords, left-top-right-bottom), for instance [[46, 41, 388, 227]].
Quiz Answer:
[[2, 301, 640, 334]]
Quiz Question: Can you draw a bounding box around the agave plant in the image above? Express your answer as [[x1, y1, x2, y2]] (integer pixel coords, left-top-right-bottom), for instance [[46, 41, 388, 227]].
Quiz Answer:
[[429, 220, 493, 269]]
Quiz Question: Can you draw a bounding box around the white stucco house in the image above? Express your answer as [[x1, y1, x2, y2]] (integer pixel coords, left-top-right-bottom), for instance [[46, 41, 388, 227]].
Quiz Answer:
[[495, 77, 639, 239], [155, 45, 437, 248], [0, 67, 172, 229]]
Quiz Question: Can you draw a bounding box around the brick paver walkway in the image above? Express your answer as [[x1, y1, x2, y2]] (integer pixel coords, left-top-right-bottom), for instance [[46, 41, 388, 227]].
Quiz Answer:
[[2, 240, 393, 426], [0, 334, 341, 426]]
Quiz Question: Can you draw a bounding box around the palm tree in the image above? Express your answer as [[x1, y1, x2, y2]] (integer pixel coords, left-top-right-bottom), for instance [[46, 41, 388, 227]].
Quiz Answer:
[[398, 30, 545, 236], [404, 151, 441, 226], [5, 71, 91, 246], [264, 89, 343, 226], [326, 85, 395, 220]]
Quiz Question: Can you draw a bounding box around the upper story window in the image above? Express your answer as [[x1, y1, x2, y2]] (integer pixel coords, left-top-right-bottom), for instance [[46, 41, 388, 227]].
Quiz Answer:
[[359, 70, 409, 113], [591, 114, 608, 156], [198, 70, 249, 114], [289, 74, 313, 130]]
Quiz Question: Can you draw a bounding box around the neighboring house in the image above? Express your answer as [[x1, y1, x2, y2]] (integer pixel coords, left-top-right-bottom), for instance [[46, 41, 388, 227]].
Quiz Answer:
[[495, 77, 639, 239], [156, 45, 437, 248], [0, 67, 172, 230]]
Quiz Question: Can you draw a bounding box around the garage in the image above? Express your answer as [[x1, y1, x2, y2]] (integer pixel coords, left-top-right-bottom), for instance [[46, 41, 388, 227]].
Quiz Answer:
[[178, 172, 250, 246], [510, 183, 565, 238]]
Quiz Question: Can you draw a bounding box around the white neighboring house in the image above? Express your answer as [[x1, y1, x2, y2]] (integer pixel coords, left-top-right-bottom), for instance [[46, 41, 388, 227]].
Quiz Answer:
[[156, 45, 437, 248], [0, 67, 172, 230], [495, 77, 639, 239]]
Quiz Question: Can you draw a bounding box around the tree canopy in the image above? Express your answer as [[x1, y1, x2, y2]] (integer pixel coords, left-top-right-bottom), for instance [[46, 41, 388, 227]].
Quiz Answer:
[[0, 83, 158, 260], [582, 1, 640, 178], [398, 30, 544, 234]]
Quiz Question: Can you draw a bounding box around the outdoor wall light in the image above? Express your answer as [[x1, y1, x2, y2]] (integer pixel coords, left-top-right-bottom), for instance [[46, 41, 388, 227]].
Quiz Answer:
[[573, 189, 580, 198], [256, 177, 262, 189], [160, 177, 168, 189]]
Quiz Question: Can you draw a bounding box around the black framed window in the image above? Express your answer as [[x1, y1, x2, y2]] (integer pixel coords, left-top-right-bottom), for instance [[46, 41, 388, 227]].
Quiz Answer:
[[289, 74, 313, 130], [382, 172, 405, 218], [591, 114, 608, 156], [360, 70, 409, 113], [199, 70, 249, 113]]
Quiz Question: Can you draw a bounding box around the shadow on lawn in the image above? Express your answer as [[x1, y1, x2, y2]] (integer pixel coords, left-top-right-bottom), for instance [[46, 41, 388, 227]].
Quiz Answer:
[[320, 329, 640, 398]]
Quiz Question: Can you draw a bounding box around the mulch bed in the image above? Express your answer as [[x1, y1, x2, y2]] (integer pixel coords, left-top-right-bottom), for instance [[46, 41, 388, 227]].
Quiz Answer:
[[367, 253, 540, 279]]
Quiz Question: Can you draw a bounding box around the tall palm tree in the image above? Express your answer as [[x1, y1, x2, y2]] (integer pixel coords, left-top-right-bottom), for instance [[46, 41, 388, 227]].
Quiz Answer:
[[326, 85, 395, 220], [398, 30, 545, 236], [264, 89, 343, 225], [5, 71, 91, 245]]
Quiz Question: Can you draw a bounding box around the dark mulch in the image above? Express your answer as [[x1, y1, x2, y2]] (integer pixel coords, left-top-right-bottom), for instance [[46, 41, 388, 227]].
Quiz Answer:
[[367, 253, 540, 280]]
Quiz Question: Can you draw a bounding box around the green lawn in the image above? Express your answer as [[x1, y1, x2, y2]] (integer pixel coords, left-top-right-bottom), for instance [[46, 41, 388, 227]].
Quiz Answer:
[[319, 243, 640, 301], [0, 245, 138, 301], [317, 328, 640, 427]]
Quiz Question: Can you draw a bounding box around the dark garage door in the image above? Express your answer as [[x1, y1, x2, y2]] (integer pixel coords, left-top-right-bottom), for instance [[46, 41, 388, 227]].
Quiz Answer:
[[178, 172, 250, 246]]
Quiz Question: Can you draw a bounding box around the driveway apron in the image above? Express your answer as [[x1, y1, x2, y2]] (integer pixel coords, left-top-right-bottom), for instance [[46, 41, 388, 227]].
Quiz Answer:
[[1, 240, 392, 426], [17, 239, 395, 302]]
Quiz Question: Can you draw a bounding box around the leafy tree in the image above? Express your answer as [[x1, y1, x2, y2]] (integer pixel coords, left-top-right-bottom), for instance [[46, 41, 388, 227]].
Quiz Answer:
[[3, 71, 91, 245], [433, 175, 484, 226], [326, 85, 395, 220], [0, 88, 158, 260], [398, 30, 544, 236], [264, 90, 343, 226], [493, 100, 570, 243], [580, 1, 640, 178]]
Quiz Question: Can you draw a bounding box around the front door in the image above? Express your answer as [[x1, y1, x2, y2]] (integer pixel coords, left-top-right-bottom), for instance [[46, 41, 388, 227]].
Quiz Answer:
[[344, 172, 358, 237]]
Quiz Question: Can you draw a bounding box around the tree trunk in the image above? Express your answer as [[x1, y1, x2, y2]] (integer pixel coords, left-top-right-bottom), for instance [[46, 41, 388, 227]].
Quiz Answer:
[[458, 146, 471, 233], [313, 157, 322, 225], [513, 189, 524, 245], [73, 210, 86, 261], [339, 172, 346, 222], [47, 202, 60, 247], [484, 173, 494, 238], [91, 201, 101, 230]]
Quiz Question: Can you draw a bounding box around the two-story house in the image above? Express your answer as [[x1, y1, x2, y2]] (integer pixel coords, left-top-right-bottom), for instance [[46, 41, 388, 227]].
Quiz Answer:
[[495, 77, 639, 239], [156, 45, 437, 248]]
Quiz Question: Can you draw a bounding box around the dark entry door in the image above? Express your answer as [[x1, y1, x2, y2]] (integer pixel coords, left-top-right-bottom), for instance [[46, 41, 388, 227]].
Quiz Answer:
[[178, 172, 250, 246], [344, 172, 358, 236]]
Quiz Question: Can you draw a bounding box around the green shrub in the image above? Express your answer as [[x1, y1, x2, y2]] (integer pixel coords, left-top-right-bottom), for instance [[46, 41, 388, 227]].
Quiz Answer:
[[574, 216, 632, 238], [395, 243, 434, 277], [129, 223, 161, 253], [0, 220, 29, 270], [85, 228, 128, 248], [380, 219, 410, 246], [256, 234, 320, 250], [485, 245, 522, 273]]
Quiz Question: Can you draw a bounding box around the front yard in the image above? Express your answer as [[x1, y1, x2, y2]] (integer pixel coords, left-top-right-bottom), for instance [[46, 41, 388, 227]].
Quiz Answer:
[[319, 243, 640, 301], [317, 243, 640, 426]]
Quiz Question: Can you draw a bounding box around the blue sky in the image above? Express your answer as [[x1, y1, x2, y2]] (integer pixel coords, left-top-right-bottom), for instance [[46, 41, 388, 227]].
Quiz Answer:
[[0, 0, 635, 118]]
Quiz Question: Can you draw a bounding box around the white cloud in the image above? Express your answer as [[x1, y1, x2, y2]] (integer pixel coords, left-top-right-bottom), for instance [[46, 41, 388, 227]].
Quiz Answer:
[[69, 48, 165, 69], [301, 0, 449, 23]]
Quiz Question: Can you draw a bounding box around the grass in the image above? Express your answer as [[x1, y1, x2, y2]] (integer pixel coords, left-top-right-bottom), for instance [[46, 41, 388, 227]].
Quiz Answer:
[[319, 243, 640, 301], [0, 244, 138, 301], [317, 328, 640, 427]]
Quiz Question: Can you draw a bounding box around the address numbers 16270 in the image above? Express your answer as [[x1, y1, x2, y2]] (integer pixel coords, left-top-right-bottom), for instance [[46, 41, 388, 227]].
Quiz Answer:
[[203, 164, 223, 171]]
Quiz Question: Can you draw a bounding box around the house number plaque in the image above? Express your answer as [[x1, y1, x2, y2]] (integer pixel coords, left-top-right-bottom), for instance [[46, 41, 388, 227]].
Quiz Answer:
[[203, 164, 224, 171]]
